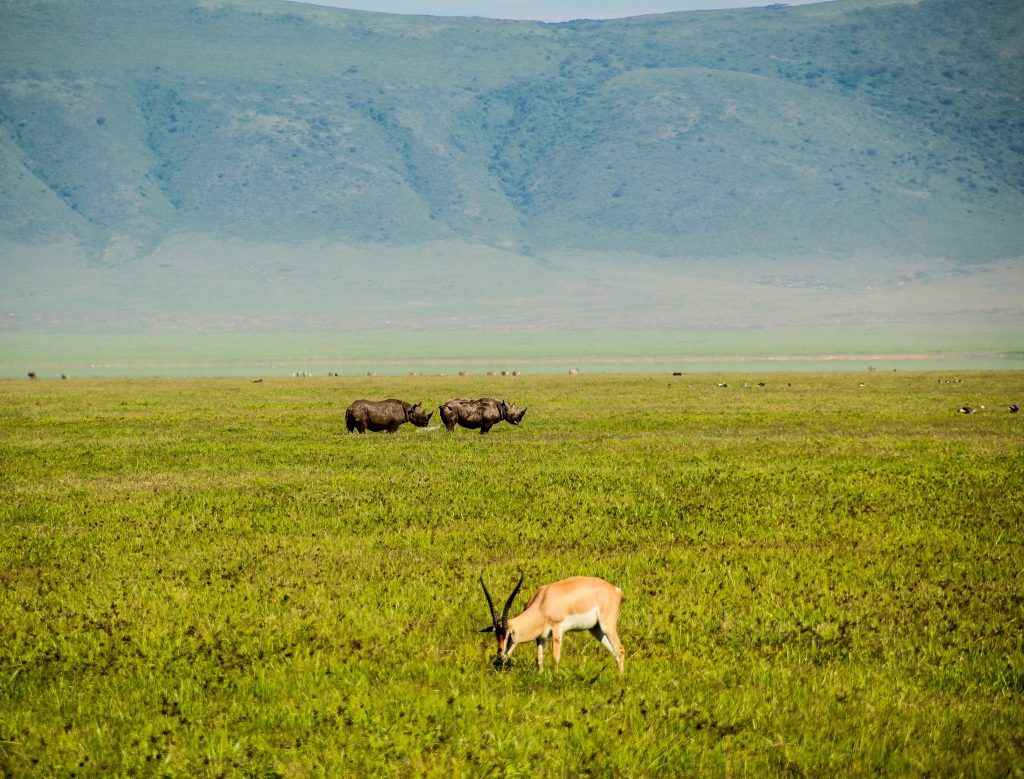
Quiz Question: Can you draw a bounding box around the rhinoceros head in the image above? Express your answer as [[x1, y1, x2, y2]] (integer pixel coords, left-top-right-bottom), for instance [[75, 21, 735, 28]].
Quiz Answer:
[[407, 402, 434, 427], [502, 401, 527, 425]]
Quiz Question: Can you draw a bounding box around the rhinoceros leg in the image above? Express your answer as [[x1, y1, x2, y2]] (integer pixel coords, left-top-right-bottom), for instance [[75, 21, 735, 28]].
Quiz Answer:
[[440, 407, 456, 431]]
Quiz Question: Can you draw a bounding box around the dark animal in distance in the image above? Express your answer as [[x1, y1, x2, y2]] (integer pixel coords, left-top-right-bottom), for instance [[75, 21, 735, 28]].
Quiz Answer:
[[345, 399, 433, 433], [438, 397, 527, 434], [958, 406, 973, 414], [1010, 404, 1019, 413]]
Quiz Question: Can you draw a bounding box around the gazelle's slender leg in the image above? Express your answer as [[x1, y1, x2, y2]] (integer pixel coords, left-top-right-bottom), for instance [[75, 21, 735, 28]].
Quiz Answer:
[[551, 628, 563, 670], [590, 625, 613, 656], [536, 638, 545, 670], [591, 623, 626, 673]]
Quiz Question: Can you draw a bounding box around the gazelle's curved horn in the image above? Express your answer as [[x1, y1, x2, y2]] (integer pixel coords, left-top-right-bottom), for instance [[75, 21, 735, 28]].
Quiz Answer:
[[501, 571, 524, 621], [480, 573, 498, 627]]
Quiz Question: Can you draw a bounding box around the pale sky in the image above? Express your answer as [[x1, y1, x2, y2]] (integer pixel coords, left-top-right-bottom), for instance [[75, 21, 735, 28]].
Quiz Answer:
[[289, 0, 829, 22]]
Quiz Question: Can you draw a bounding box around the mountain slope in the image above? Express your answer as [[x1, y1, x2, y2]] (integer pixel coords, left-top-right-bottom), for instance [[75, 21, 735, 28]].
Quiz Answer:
[[0, 0, 1022, 332]]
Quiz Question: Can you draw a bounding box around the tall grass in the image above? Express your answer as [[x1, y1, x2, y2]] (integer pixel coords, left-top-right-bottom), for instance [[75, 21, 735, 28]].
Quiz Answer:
[[1, 372, 1022, 775]]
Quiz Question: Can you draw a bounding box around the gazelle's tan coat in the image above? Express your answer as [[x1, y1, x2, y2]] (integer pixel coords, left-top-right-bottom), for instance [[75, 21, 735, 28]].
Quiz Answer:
[[481, 575, 625, 673]]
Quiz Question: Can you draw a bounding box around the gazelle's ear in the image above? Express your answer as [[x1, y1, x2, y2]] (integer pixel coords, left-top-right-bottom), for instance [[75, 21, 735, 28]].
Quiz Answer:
[[479, 625, 495, 633]]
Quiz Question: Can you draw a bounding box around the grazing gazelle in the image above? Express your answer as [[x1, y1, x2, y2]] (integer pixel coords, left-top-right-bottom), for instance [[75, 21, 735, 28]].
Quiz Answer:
[[479, 572, 626, 673]]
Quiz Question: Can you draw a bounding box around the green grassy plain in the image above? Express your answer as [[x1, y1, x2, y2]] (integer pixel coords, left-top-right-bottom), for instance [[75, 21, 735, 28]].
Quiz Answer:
[[1, 372, 1022, 775]]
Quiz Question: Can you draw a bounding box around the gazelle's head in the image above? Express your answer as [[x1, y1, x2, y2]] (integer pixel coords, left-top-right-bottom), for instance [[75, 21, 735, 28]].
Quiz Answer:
[[479, 572, 524, 666]]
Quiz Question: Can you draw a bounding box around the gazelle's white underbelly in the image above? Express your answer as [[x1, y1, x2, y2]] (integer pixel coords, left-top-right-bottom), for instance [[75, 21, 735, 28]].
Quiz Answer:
[[559, 607, 600, 633]]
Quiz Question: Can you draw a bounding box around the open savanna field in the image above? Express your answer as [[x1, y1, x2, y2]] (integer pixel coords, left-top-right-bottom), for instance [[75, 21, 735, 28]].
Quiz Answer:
[[1, 371, 1022, 776]]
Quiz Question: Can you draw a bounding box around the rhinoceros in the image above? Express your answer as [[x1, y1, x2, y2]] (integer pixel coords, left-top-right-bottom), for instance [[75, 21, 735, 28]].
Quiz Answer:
[[345, 399, 433, 433], [438, 397, 527, 434]]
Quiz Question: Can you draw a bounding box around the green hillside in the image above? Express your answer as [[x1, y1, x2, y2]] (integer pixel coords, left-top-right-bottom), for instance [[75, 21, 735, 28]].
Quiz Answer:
[[0, 0, 1022, 333]]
